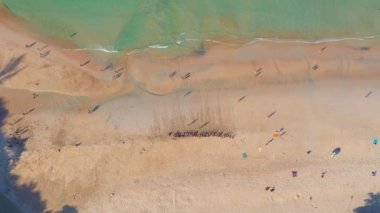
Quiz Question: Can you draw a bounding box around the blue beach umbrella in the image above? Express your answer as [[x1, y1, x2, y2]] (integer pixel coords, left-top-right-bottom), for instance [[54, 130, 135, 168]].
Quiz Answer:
[[331, 147, 341, 157]]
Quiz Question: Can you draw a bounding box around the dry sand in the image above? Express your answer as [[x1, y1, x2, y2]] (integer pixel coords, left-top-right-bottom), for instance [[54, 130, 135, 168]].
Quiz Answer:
[[0, 5, 380, 213]]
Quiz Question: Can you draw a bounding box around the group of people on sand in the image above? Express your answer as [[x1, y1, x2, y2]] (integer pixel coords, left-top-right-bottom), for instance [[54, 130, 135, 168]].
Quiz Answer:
[[26, 31, 124, 81], [25, 41, 50, 58]]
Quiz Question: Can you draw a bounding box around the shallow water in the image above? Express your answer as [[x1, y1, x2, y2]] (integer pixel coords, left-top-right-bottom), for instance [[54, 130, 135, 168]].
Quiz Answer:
[[3, 0, 380, 54]]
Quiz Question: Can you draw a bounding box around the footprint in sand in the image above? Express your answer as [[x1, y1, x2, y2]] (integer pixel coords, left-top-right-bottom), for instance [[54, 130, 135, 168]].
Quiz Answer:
[[270, 195, 285, 204], [294, 193, 302, 200], [174, 186, 194, 208]]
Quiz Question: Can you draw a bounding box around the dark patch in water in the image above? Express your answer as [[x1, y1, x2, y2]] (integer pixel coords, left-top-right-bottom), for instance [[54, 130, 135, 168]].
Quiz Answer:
[[69, 32, 78, 38]]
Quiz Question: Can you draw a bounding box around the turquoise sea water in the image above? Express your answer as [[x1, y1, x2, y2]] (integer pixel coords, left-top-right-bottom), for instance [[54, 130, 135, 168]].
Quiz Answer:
[[3, 0, 380, 54]]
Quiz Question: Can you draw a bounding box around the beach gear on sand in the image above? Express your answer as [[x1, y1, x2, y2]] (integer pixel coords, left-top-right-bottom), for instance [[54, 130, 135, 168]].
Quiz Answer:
[[273, 128, 285, 138], [242, 152, 248, 159], [373, 138, 378, 145], [331, 147, 341, 157], [321, 171, 327, 178]]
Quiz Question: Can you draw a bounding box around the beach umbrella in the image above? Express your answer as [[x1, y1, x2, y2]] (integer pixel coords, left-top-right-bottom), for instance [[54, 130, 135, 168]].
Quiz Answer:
[[331, 147, 341, 157], [373, 138, 378, 145]]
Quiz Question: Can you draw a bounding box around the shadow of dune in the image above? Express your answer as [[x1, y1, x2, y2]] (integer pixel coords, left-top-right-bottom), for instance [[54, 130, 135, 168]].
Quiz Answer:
[[0, 54, 26, 84], [59, 205, 78, 213], [353, 192, 380, 213], [0, 98, 77, 212]]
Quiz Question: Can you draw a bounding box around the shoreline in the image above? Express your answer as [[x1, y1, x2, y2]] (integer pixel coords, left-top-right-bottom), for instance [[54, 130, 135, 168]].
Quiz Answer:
[[63, 34, 379, 57], [1, 3, 379, 101], [2, 3, 380, 58]]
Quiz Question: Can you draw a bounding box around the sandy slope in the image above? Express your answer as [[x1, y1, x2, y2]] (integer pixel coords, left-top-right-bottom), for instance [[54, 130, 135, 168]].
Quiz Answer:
[[0, 5, 380, 213], [0, 6, 131, 97]]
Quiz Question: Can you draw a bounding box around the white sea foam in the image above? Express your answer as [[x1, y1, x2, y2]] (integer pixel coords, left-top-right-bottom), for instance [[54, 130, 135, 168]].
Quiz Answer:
[[65, 45, 119, 53], [127, 49, 142, 55], [245, 35, 376, 45], [186, 35, 377, 47], [185, 38, 239, 46], [65, 34, 377, 56], [148, 44, 169, 49]]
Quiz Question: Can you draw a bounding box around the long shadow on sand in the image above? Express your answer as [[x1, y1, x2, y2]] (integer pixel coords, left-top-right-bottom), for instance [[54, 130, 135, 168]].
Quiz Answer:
[[0, 98, 77, 212], [353, 192, 380, 213], [0, 54, 26, 84]]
